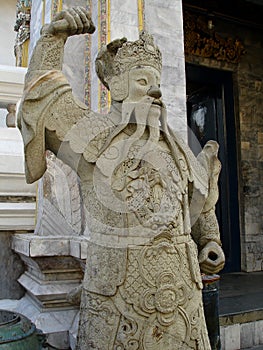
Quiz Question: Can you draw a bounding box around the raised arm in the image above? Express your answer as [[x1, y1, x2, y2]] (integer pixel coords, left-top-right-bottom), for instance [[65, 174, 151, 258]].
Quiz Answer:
[[25, 7, 95, 87], [18, 7, 96, 184]]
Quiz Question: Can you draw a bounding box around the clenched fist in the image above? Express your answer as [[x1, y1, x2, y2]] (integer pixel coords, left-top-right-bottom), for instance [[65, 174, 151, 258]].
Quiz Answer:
[[41, 7, 95, 38], [199, 241, 225, 274]]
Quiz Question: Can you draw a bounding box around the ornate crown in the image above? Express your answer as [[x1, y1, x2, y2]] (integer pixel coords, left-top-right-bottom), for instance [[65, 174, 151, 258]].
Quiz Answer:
[[95, 31, 162, 89]]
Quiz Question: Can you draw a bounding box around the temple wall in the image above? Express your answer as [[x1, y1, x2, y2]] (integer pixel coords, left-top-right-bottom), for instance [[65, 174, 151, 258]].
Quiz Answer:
[[238, 26, 263, 272]]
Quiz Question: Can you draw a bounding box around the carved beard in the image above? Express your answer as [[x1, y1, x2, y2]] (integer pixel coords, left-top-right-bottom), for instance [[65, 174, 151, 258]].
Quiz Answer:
[[116, 98, 187, 184], [123, 97, 161, 144], [118, 96, 163, 162], [99, 96, 165, 161]]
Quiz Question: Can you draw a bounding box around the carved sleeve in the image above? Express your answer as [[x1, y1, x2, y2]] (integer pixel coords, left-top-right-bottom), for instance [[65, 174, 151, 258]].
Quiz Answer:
[[191, 141, 222, 250], [25, 33, 65, 87], [17, 68, 89, 184]]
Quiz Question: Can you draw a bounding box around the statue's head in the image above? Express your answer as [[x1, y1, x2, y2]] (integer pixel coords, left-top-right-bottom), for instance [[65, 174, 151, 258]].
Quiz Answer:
[[96, 32, 166, 147], [95, 31, 162, 103]]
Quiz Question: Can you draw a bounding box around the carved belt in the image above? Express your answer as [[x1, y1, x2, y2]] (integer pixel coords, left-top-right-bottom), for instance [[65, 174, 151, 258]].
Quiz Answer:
[[172, 233, 192, 244]]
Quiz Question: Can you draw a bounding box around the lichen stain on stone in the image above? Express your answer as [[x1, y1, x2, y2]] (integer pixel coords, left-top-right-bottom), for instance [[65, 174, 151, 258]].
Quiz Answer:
[[152, 325, 163, 341]]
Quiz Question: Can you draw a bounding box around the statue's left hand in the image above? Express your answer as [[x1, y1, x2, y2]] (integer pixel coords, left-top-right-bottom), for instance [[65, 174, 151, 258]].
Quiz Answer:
[[198, 241, 225, 274]]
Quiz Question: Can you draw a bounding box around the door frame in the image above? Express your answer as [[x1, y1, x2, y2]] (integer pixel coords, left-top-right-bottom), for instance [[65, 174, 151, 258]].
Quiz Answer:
[[186, 63, 241, 272]]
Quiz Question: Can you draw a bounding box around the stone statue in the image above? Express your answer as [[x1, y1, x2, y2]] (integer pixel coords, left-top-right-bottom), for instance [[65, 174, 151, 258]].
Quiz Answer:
[[18, 7, 225, 350]]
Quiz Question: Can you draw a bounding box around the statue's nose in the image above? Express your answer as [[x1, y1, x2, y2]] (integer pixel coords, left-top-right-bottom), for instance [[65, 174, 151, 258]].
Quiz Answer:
[[147, 86, 162, 99]]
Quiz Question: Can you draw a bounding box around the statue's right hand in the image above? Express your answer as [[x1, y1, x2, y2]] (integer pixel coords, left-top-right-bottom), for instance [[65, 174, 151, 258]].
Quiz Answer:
[[41, 7, 95, 37]]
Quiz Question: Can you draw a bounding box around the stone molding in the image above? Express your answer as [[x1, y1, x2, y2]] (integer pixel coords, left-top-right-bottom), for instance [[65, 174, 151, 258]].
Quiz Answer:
[[0, 173, 36, 197], [12, 234, 71, 257], [12, 234, 88, 259], [0, 65, 27, 106], [0, 128, 36, 231], [0, 202, 36, 231]]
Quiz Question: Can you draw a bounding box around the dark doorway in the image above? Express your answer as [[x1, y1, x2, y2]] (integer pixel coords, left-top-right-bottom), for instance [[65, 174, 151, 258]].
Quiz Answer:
[[186, 63, 241, 272]]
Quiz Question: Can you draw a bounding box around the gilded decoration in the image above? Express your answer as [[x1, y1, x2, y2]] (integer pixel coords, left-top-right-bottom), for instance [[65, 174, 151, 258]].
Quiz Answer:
[[85, 0, 92, 106], [137, 0, 145, 31], [14, 0, 31, 45], [98, 0, 110, 112], [183, 11, 245, 64], [14, 0, 32, 66]]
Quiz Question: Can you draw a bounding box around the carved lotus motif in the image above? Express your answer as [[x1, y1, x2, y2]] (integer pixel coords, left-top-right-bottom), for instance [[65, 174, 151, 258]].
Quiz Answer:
[[155, 284, 177, 313], [140, 272, 187, 326]]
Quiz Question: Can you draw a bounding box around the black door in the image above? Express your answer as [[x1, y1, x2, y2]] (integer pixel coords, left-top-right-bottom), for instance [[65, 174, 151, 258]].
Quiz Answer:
[[186, 63, 241, 272]]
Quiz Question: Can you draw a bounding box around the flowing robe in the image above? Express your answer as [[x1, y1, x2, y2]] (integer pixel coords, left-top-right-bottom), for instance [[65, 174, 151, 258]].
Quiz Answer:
[[18, 70, 222, 350]]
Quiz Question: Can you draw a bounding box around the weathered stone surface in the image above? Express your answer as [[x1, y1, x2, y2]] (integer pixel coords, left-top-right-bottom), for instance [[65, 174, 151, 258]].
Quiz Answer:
[[240, 322, 255, 348], [12, 233, 84, 349], [14, 294, 78, 349], [18, 7, 225, 349], [238, 27, 263, 271], [0, 232, 25, 299], [35, 151, 84, 237], [12, 234, 70, 257], [220, 324, 241, 350]]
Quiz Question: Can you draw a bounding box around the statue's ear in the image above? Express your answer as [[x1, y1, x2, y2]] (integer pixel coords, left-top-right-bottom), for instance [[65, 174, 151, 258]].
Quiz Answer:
[[108, 73, 129, 101]]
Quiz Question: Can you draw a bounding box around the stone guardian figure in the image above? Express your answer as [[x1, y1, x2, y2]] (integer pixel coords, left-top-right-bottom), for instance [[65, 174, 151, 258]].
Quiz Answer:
[[18, 7, 225, 350]]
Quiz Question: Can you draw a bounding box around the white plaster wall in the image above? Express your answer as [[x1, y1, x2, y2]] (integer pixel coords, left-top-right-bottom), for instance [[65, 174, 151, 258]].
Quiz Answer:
[[144, 0, 187, 135], [0, 128, 37, 231], [110, 0, 139, 41], [0, 0, 17, 66]]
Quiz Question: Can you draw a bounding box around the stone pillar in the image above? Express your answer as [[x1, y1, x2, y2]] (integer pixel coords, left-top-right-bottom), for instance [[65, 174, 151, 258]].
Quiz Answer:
[[6, 104, 16, 127], [0, 65, 34, 300], [0, 128, 36, 300]]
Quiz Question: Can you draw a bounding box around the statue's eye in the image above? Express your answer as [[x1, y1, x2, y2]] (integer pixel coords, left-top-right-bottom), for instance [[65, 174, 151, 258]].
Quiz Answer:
[[137, 79, 147, 86]]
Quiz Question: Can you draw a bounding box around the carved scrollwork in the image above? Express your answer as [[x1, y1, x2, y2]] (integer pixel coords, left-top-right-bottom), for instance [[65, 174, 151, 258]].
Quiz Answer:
[[184, 10, 246, 64]]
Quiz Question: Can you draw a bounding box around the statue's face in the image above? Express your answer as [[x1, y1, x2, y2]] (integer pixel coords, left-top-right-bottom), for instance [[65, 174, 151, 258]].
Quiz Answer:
[[125, 66, 161, 104]]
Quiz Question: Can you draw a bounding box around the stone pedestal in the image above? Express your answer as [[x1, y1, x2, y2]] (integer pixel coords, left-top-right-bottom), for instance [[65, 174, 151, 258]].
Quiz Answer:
[[12, 234, 87, 349]]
